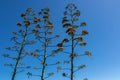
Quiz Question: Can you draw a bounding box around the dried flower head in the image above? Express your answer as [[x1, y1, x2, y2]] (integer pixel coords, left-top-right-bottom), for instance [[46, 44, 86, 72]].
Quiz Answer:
[[24, 19, 30, 27], [85, 51, 91, 56], [62, 38, 69, 43], [34, 17, 41, 23], [17, 23, 22, 26], [62, 73, 67, 77], [79, 42, 87, 46], [57, 47, 63, 52], [73, 37, 83, 41], [21, 14, 26, 17], [57, 43, 63, 47], [44, 11, 48, 15], [30, 52, 38, 57], [43, 15, 49, 18], [36, 24, 41, 28], [82, 30, 89, 36], [80, 22, 86, 27], [55, 35, 60, 38], [12, 32, 17, 35], [47, 32, 52, 34], [70, 53, 78, 58], [45, 25, 54, 29], [32, 29, 39, 35], [66, 27, 76, 35], [63, 23, 72, 28], [26, 8, 33, 12], [44, 8, 50, 12], [62, 19, 69, 24], [74, 10, 80, 16], [78, 64, 86, 69]]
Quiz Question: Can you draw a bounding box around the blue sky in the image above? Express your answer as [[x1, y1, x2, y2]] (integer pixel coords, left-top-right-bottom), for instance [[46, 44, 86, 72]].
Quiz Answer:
[[0, 0, 120, 80]]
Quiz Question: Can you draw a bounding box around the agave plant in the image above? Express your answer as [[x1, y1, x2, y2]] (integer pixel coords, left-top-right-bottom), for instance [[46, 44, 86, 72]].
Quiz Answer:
[[58, 3, 91, 80], [3, 8, 38, 80], [26, 8, 60, 80]]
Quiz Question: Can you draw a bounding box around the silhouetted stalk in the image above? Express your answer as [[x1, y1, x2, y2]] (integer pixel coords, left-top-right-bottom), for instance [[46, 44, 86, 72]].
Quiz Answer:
[[62, 3, 90, 80], [11, 27, 28, 80], [41, 30, 47, 80], [71, 35, 74, 80], [71, 13, 75, 79]]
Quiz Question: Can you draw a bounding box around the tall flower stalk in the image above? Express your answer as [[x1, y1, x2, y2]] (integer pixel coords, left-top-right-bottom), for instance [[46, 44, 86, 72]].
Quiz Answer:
[[3, 8, 38, 80], [28, 8, 60, 80], [59, 3, 91, 80]]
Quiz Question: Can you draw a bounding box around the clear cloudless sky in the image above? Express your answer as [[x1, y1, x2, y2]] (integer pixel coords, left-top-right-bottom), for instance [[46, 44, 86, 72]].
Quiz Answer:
[[0, 0, 120, 80]]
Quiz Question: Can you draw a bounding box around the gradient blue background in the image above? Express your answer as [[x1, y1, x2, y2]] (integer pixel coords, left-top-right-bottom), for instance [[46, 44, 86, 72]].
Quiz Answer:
[[0, 0, 120, 80]]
